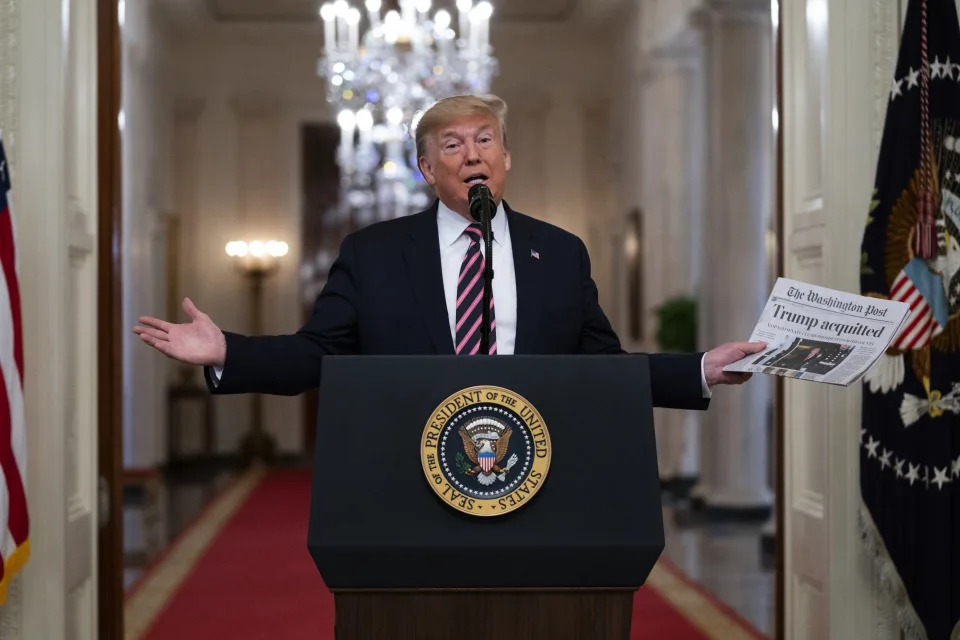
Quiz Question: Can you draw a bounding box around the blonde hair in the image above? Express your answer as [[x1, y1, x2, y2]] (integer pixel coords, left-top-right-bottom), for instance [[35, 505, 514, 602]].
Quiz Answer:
[[415, 94, 509, 161]]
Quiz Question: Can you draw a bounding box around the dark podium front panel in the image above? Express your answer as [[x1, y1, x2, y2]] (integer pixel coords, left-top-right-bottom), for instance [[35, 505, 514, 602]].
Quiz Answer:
[[307, 355, 664, 590]]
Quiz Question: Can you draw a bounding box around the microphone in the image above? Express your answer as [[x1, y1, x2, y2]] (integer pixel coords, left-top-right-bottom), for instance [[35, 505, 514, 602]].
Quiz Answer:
[[468, 183, 497, 223], [467, 183, 495, 355]]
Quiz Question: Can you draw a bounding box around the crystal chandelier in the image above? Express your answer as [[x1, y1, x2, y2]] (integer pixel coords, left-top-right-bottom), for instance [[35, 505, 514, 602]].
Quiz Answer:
[[317, 0, 498, 226]]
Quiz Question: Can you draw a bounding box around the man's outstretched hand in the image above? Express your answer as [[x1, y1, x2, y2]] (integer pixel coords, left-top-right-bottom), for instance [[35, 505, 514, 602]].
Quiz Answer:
[[703, 341, 767, 387], [133, 298, 227, 367]]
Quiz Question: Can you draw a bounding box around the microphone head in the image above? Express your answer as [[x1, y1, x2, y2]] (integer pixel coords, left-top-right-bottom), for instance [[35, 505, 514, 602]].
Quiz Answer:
[[467, 183, 496, 222]]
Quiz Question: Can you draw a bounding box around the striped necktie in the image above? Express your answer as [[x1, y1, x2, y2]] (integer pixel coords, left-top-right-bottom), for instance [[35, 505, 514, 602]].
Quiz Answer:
[[455, 223, 496, 355]]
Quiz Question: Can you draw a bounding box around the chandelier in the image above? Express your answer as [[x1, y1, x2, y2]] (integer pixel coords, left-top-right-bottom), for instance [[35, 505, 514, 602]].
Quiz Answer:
[[316, 0, 498, 226]]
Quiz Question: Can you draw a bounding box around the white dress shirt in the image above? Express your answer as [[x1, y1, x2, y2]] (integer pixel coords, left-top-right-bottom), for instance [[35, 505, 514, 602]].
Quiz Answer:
[[214, 201, 712, 398], [437, 199, 517, 354], [436, 201, 709, 397]]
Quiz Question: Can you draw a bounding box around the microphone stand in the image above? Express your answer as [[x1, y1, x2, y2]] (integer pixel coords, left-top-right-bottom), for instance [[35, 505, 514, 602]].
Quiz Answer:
[[468, 183, 496, 356], [479, 201, 494, 356]]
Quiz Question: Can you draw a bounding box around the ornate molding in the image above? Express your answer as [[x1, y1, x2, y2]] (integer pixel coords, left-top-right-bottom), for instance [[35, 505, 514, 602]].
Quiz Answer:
[[0, 0, 20, 167]]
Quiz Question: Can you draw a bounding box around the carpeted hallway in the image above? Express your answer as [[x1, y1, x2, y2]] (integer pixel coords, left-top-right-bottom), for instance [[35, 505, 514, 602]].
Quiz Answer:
[[124, 468, 768, 640]]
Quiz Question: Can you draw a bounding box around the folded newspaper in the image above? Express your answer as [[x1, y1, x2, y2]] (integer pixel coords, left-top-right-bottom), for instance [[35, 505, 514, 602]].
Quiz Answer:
[[722, 278, 911, 386]]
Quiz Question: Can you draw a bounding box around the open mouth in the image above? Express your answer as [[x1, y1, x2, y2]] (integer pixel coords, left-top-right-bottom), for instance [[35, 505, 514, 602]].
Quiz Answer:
[[463, 174, 488, 186]]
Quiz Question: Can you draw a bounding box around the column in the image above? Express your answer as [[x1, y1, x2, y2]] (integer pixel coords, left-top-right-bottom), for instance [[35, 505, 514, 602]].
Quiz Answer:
[[692, 0, 774, 515], [639, 32, 705, 489]]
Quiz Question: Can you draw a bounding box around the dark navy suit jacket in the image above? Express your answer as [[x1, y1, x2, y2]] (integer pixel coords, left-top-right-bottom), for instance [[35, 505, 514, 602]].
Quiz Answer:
[[206, 201, 708, 410]]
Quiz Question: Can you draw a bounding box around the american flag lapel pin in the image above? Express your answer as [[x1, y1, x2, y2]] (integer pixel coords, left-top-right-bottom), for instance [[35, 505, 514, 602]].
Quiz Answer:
[[531, 249, 540, 260]]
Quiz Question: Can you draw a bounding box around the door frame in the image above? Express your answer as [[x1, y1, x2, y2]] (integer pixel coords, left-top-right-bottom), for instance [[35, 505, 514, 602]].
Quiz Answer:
[[97, 0, 123, 637]]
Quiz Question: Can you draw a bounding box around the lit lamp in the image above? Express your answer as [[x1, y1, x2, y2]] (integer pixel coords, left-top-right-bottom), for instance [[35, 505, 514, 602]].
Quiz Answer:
[[225, 239, 290, 465]]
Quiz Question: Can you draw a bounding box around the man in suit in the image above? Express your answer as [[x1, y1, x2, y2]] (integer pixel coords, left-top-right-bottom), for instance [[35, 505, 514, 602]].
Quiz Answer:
[[133, 94, 763, 408]]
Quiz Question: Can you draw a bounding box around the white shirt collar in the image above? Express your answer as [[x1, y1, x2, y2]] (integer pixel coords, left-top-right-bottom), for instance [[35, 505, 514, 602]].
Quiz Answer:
[[436, 198, 507, 248]]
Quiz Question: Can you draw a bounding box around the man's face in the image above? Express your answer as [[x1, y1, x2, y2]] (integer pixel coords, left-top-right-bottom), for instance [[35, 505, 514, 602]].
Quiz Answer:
[[418, 114, 511, 218]]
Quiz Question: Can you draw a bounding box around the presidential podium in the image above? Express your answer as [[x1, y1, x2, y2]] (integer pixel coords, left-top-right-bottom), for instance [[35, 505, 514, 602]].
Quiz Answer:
[[307, 355, 664, 640]]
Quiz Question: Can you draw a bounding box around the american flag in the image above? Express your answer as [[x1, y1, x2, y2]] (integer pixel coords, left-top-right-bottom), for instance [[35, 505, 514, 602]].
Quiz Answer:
[[889, 259, 948, 351], [858, 1, 960, 634], [0, 135, 30, 604]]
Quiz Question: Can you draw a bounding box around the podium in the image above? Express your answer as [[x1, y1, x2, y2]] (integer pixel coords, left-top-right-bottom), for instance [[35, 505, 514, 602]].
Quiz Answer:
[[307, 355, 664, 640]]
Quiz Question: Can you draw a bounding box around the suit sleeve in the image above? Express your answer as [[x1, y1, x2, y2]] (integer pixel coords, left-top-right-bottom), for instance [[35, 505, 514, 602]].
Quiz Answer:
[[203, 234, 361, 395], [574, 237, 709, 411]]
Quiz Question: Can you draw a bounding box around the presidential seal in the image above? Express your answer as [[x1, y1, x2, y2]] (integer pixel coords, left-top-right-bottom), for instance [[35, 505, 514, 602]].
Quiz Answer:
[[420, 386, 551, 517]]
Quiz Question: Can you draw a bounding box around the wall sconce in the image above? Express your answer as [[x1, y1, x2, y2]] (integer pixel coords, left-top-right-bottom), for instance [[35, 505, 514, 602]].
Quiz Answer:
[[224, 238, 289, 465], [225, 239, 290, 277]]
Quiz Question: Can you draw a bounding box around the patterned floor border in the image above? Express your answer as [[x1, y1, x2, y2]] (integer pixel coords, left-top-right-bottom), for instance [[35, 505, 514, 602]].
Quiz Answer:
[[646, 558, 769, 640]]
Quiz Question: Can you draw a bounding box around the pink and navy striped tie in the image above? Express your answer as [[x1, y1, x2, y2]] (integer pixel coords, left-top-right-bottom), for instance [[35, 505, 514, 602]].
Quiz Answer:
[[455, 223, 496, 355]]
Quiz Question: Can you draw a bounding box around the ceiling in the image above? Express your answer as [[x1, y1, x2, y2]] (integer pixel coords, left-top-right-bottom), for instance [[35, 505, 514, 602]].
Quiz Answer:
[[202, 0, 579, 23]]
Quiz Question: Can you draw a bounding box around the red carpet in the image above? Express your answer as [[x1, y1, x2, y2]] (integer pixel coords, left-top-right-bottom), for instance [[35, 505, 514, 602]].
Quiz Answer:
[[631, 583, 711, 640], [136, 469, 744, 639]]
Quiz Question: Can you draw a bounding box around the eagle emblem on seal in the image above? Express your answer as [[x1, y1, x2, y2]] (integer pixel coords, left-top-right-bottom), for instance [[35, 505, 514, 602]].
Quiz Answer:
[[458, 418, 517, 487]]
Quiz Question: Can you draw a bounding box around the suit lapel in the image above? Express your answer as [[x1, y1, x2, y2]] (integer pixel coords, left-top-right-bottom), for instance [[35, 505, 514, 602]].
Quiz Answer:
[[508, 206, 544, 354], [403, 205, 455, 354]]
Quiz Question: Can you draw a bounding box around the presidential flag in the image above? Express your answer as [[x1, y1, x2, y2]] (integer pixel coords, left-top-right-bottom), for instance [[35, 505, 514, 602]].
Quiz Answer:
[[859, 0, 960, 637], [0, 134, 29, 605]]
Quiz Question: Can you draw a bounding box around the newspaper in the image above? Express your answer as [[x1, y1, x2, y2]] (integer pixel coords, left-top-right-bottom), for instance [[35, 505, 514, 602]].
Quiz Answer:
[[722, 278, 911, 386]]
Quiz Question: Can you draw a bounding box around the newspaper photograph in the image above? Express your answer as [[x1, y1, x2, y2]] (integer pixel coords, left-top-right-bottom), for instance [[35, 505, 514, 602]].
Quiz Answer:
[[722, 278, 911, 386]]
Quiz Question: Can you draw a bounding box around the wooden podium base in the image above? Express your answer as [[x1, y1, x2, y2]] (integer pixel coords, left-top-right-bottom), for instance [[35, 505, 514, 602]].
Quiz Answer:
[[332, 589, 635, 640]]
